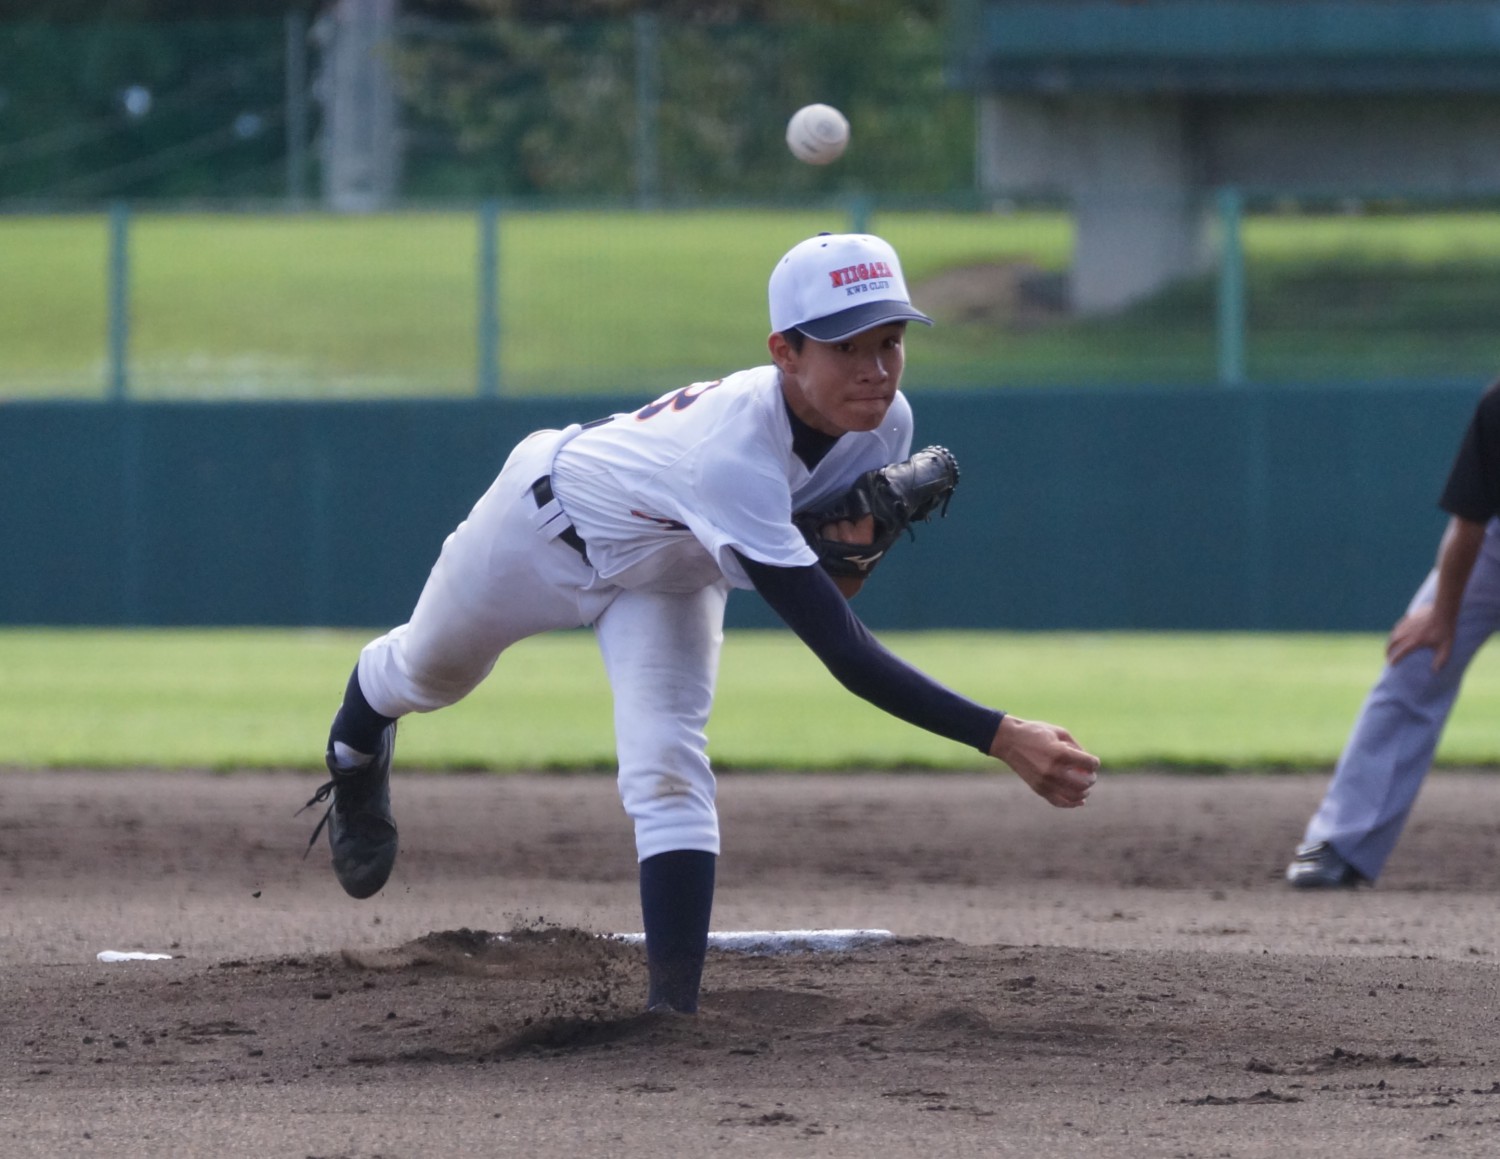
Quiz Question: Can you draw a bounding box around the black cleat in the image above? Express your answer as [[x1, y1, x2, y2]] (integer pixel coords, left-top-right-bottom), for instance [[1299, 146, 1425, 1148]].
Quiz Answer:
[[301, 723, 399, 899], [1285, 840, 1367, 889]]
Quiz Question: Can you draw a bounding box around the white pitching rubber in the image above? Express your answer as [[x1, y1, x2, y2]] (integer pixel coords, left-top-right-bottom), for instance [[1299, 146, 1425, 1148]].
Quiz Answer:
[[611, 928, 895, 954], [97, 950, 174, 963]]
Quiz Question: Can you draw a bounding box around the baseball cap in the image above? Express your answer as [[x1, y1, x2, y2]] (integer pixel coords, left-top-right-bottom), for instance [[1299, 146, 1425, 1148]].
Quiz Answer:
[[768, 232, 933, 342]]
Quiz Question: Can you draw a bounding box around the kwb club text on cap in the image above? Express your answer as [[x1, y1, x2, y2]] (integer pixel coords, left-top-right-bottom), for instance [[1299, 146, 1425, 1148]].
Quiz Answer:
[[769, 233, 934, 343]]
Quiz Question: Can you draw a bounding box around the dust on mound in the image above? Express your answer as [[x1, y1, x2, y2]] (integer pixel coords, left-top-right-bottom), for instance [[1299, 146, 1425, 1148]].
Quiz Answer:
[[340, 923, 636, 979], [335, 923, 644, 1035], [325, 926, 997, 1060]]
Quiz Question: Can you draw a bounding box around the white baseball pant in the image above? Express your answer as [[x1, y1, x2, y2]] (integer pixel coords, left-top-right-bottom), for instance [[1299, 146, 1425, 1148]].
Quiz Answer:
[[354, 427, 728, 861]]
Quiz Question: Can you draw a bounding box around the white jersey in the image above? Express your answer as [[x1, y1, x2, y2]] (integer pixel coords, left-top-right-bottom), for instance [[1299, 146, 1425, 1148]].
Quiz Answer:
[[549, 365, 913, 593]]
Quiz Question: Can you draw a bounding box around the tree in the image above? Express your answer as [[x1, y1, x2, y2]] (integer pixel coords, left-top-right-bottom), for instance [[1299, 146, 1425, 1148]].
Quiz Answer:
[[397, 0, 971, 199]]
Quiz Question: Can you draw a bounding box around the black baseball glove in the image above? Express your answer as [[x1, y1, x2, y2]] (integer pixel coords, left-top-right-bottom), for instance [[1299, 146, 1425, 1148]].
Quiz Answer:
[[793, 445, 960, 578]]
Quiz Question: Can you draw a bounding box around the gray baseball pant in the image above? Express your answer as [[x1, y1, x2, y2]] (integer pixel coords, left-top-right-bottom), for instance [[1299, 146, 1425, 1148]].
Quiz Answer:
[[1300, 518, 1500, 880]]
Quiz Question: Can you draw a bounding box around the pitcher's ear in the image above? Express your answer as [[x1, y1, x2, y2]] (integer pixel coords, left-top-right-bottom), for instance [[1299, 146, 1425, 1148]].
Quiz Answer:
[[767, 330, 797, 369]]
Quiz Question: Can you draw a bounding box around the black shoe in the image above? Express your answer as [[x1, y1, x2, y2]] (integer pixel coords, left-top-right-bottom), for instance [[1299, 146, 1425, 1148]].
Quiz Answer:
[[301, 723, 399, 899], [1285, 841, 1367, 889]]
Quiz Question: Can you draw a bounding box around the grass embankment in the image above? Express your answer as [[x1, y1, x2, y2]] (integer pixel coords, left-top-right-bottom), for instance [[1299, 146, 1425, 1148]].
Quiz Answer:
[[5, 628, 1500, 771], [7, 207, 1500, 400]]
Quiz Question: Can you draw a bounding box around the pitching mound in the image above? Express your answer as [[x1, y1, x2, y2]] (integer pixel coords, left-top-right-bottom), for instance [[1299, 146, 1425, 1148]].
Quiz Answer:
[[6, 769, 1500, 1156]]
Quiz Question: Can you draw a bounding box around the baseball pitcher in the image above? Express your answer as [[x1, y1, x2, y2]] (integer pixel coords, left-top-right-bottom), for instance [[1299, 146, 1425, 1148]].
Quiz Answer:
[[305, 232, 1101, 1014]]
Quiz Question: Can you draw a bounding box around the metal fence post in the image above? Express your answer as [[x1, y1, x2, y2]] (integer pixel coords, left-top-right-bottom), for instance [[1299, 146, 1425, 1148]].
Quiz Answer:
[[477, 199, 501, 397], [107, 201, 131, 401], [285, 8, 310, 209], [633, 11, 660, 209], [1216, 186, 1246, 387], [118, 402, 144, 623], [848, 193, 873, 235]]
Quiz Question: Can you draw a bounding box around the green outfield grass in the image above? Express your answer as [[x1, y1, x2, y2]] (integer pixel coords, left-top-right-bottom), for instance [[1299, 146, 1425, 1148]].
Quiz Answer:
[[1, 208, 1066, 400], [7, 206, 1500, 401], [4, 628, 1500, 772]]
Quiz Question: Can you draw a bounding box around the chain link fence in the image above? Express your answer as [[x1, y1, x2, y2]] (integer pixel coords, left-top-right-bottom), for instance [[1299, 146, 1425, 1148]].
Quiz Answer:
[[0, 12, 972, 206], [9, 196, 1500, 400], [6, 14, 1500, 399]]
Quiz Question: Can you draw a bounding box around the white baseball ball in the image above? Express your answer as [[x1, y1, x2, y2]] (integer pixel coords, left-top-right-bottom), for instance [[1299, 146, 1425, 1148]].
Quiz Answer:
[[786, 104, 850, 166]]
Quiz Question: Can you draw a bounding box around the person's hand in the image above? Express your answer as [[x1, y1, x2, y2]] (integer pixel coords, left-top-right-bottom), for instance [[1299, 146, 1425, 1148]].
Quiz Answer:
[[818, 514, 874, 599], [988, 715, 1100, 808], [819, 512, 875, 546], [1387, 604, 1456, 670]]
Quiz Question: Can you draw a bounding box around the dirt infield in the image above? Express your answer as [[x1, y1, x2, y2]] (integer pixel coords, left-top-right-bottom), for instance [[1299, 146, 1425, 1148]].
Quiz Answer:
[[5, 768, 1500, 1157]]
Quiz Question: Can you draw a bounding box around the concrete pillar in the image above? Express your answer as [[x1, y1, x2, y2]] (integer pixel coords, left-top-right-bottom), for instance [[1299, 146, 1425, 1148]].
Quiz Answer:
[[979, 88, 1500, 314], [980, 94, 1211, 314], [315, 0, 402, 213]]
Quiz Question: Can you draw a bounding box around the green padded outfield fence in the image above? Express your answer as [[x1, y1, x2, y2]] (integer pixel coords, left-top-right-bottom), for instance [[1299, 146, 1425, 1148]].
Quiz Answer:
[[0, 384, 1471, 632]]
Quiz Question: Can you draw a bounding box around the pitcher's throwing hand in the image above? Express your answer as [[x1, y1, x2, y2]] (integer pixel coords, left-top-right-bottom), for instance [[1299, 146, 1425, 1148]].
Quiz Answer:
[[990, 715, 1101, 808]]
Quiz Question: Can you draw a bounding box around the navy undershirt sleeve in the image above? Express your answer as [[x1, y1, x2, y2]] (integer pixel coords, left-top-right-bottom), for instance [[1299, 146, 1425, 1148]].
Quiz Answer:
[[736, 550, 1003, 754]]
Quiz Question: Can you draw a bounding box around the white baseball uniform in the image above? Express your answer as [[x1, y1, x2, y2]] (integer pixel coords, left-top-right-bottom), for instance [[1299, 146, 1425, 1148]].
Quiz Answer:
[[356, 365, 911, 859], [316, 231, 1031, 1014]]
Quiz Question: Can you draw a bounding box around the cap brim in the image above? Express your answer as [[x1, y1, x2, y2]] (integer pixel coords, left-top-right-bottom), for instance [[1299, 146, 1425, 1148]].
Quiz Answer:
[[795, 300, 934, 343]]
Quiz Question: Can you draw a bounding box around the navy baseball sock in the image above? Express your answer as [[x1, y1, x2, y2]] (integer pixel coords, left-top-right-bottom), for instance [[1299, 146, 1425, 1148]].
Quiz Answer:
[[327, 665, 395, 762], [639, 849, 716, 1014]]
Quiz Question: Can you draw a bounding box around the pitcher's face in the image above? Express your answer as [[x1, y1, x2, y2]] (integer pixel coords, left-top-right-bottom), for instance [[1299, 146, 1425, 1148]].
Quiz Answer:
[[771, 322, 907, 436]]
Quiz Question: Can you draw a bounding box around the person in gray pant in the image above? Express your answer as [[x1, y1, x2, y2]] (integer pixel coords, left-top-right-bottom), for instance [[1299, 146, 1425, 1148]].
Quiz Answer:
[[1287, 380, 1500, 888]]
